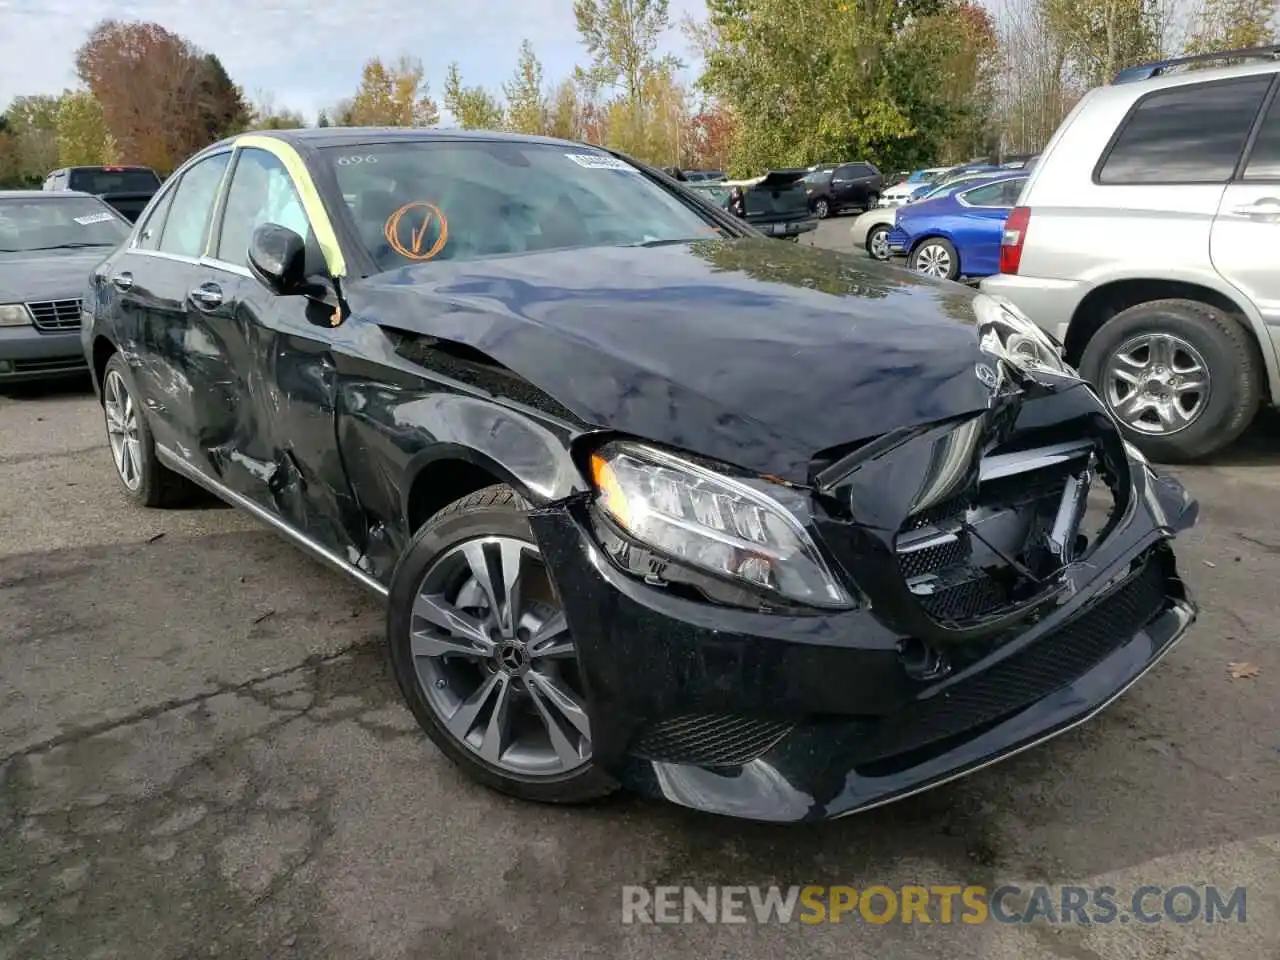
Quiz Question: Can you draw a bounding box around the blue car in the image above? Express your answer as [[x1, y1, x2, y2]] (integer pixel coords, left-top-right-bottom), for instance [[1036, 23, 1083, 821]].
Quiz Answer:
[[886, 172, 1028, 281]]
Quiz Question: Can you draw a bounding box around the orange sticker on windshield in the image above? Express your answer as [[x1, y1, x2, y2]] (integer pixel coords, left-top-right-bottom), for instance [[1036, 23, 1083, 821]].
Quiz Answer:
[[384, 201, 449, 261]]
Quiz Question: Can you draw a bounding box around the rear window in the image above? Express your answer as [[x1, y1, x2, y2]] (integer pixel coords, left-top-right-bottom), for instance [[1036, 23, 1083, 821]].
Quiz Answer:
[[323, 140, 728, 270], [1096, 76, 1272, 184], [67, 168, 161, 194]]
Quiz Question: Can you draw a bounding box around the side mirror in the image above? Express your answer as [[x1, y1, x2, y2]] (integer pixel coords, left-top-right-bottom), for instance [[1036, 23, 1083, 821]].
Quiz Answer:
[[247, 223, 307, 295]]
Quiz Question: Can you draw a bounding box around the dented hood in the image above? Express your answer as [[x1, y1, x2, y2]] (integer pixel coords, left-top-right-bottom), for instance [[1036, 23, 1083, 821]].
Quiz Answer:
[[353, 238, 996, 482]]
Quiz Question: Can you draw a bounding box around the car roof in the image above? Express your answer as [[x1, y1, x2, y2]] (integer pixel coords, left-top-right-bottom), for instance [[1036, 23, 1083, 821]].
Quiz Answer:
[[1088, 57, 1280, 111], [0, 189, 97, 199], [211, 126, 597, 152]]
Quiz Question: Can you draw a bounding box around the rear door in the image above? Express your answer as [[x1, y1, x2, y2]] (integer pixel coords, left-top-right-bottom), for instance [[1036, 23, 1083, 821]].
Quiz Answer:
[[955, 178, 1027, 275], [121, 150, 238, 469], [1211, 80, 1280, 329]]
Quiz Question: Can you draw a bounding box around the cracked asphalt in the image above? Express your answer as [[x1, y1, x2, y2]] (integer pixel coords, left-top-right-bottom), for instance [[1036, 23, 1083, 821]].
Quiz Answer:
[[3, 243, 1279, 958]]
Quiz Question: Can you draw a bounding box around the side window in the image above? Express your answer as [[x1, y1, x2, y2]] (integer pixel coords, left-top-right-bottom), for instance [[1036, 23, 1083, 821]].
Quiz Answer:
[[215, 148, 309, 267], [1243, 92, 1280, 181], [960, 182, 1006, 206], [999, 178, 1026, 205], [1097, 76, 1272, 185], [847, 163, 872, 178], [157, 152, 231, 258], [136, 185, 178, 250]]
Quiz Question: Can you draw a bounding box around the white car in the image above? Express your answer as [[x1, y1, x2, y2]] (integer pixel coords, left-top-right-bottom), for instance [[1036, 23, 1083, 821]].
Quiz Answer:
[[878, 167, 949, 207]]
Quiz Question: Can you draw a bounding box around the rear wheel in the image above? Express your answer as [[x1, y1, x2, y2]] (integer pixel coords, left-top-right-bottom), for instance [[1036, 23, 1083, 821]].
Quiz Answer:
[[1079, 298, 1262, 462], [387, 484, 617, 804], [909, 237, 959, 280], [865, 225, 892, 261], [101, 354, 196, 507]]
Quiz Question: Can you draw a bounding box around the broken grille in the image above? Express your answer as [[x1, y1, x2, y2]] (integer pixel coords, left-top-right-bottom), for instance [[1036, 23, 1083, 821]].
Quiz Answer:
[[895, 439, 1109, 627]]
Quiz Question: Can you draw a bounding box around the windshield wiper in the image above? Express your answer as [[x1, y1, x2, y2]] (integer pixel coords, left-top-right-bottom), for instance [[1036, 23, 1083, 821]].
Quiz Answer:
[[16, 242, 115, 251], [618, 236, 716, 248]]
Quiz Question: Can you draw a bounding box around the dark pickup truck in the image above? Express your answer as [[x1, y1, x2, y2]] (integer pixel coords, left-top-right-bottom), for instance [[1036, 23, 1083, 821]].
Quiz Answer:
[[42, 165, 162, 223], [686, 169, 817, 240]]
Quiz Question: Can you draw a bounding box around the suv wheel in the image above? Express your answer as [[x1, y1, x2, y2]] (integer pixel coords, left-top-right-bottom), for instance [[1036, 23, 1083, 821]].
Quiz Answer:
[[865, 192, 880, 211], [1079, 298, 1262, 462], [909, 238, 959, 280], [814, 198, 830, 219], [387, 484, 617, 804], [101, 354, 197, 507]]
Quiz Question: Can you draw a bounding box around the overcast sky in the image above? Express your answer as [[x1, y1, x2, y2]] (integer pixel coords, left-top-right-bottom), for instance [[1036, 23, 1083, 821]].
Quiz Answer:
[[0, 0, 709, 122]]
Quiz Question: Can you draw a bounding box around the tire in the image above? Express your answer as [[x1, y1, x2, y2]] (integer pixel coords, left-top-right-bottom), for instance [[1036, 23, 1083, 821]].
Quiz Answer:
[[1078, 298, 1262, 463], [909, 237, 959, 280], [386, 484, 618, 805], [814, 198, 830, 219], [865, 192, 880, 211], [865, 224, 892, 261], [100, 353, 197, 507]]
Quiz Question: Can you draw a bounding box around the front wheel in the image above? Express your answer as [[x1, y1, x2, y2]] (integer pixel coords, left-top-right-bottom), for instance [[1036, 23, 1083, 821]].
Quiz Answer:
[[1078, 298, 1262, 462], [909, 237, 959, 280], [813, 198, 830, 219], [101, 354, 196, 507], [865, 225, 892, 261], [386, 484, 618, 804], [865, 192, 880, 211]]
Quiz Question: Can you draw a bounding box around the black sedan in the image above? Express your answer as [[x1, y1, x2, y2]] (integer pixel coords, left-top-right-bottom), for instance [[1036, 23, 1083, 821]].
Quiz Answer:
[[81, 128, 1198, 822]]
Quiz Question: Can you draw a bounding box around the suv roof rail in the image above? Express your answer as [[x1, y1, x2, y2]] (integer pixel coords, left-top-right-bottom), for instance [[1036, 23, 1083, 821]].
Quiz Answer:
[[1113, 44, 1280, 83]]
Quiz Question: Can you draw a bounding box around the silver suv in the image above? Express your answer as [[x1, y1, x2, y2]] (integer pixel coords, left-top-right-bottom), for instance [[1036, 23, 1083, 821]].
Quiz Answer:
[[981, 45, 1280, 462]]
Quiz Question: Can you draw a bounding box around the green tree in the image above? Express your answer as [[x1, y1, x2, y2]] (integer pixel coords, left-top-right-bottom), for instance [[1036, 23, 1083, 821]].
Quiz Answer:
[[443, 62, 506, 129], [1184, 0, 1279, 55], [194, 54, 250, 142], [3, 94, 61, 181], [317, 110, 331, 127], [573, 0, 682, 109], [504, 40, 547, 135], [56, 90, 112, 166], [547, 79, 583, 140], [1041, 0, 1163, 87]]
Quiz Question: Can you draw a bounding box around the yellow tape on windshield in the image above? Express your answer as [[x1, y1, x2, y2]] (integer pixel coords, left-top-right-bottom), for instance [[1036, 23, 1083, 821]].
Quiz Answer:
[[232, 134, 348, 278]]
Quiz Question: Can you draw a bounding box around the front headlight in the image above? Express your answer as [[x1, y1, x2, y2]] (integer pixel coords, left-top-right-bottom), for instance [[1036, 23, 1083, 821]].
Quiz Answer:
[[973, 294, 1074, 378], [0, 304, 32, 327], [589, 442, 854, 609]]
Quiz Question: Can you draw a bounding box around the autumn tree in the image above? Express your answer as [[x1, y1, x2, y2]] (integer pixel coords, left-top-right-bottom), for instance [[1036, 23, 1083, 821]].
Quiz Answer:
[[504, 40, 547, 135], [443, 62, 506, 129], [194, 54, 250, 142], [547, 79, 584, 140], [687, 102, 737, 170], [349, 56, 440, 127], [75, 20, 208, 172], [1042, 0, 1164, 87], [56, 91, 115, 166]]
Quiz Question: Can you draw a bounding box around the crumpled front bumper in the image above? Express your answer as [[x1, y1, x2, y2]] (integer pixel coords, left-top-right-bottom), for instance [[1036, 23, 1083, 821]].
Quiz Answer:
[[529, 452, 1198, 823]]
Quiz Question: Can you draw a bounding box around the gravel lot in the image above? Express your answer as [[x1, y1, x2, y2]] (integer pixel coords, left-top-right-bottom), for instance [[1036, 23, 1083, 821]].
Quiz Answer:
[[2, 223, 1278, 959]]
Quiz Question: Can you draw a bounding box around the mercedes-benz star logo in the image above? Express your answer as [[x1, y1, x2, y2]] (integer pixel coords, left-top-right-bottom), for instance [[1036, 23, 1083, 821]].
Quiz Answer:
[[974, 362, 1000, 390], [499, 644, 525, 671]]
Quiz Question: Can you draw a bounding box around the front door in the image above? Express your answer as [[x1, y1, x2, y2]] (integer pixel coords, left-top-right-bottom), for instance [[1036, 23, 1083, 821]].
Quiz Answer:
[[203, 144, 368, 559], [1211, 90, 1280, 330]]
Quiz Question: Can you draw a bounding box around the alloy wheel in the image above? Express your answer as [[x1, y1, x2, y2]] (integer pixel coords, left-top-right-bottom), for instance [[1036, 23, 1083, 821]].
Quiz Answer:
[[914, 242, 952, 279], [1102, 332, 1210, 436], [867, 227, 891, 260], [409, 535, 591, 776], [815, 199, 829, 218], [103, 369, 142, 491]]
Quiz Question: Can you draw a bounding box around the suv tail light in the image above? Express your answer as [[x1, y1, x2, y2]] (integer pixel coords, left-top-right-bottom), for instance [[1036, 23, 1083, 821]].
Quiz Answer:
[[999, 206, 1031, 275]]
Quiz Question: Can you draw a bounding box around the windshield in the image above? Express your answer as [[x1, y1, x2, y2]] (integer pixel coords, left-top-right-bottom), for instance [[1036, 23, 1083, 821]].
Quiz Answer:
[[322, 140, 729, 270], [0, 197, 130, 253], [68, 168, 161, 194]]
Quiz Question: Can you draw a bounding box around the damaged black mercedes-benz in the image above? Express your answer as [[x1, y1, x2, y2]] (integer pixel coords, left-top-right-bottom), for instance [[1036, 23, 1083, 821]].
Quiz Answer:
[[82, 128, 1198, 822]]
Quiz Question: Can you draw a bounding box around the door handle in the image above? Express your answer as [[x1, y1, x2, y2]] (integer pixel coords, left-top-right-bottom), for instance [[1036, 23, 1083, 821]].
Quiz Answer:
[[1231, 197, 1280, 218], [111, 272, 133, 291], [189, 282, 223, 310]]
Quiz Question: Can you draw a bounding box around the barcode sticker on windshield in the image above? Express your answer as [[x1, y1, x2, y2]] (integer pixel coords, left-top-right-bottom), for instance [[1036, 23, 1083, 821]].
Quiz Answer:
[[73, 213, 115, 225], [565, 153, 635, 171]]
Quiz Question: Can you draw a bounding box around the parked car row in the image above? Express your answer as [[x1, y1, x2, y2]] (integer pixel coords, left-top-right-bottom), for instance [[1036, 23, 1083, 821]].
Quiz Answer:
[[874, 44, 1280, 464], [2, 123, 1203, 825]]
